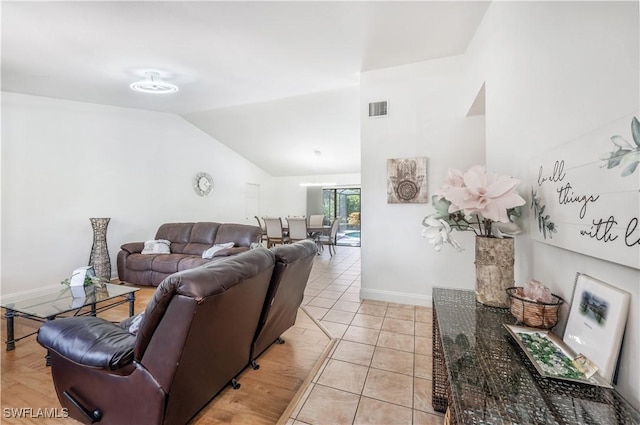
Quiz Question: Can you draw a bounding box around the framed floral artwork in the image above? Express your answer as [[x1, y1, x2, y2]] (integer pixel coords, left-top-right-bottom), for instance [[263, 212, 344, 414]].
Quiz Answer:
[[563, 273, 631, 384]]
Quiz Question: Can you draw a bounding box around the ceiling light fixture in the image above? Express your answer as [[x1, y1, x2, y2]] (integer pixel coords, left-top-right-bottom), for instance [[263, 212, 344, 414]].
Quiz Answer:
[[299, 150, 336, 187], [130, 71, 179, 94], [299, 182, 336, 187]]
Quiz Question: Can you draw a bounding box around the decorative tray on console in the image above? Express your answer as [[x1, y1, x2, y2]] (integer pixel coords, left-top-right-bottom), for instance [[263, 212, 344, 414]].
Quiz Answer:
[[504, 324, 612, 388]]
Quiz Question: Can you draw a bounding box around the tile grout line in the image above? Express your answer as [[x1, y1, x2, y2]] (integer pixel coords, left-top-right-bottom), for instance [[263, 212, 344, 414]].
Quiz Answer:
[[295, 250, 443, 424]]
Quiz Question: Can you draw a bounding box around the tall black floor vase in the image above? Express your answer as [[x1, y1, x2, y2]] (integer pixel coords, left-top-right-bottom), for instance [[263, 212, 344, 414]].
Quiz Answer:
[[89, 217, 111, 281]]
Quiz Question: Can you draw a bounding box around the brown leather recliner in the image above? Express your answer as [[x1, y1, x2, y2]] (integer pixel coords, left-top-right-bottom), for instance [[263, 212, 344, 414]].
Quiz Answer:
[[37, 248, 276, 425], [251, 239, 318, 368]]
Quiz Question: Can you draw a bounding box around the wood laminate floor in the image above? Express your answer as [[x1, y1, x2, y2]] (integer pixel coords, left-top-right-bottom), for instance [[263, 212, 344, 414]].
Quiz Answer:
[[0, 263, 333, 425], [1, 247, 445, 424]]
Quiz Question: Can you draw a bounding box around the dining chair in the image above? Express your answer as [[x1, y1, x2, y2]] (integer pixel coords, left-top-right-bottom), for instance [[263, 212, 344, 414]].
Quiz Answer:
[[255, 216, 268, 244], [263, 217, 290, 248], [287, 217, 309, 243], [308, 214, 325, 228], [307, 214, 326, 241], [316, 218, 340, 256]]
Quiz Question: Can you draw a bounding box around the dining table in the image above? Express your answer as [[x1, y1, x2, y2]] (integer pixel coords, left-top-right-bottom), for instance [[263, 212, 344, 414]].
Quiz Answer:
[[280, 221, 329, 237]]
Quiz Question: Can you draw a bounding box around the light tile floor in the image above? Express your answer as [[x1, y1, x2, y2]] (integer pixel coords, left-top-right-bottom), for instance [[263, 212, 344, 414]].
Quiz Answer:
[[286, 247, 445, 425]]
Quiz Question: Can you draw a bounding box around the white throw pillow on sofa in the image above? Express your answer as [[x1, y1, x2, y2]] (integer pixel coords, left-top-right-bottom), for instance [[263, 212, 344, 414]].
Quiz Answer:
[[141, 239, 171, 254], [202, 242, 235, 259]]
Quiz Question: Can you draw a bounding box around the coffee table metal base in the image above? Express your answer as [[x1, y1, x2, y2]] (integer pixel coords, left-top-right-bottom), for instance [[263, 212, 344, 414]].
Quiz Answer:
[[3, 291, 136, 354]]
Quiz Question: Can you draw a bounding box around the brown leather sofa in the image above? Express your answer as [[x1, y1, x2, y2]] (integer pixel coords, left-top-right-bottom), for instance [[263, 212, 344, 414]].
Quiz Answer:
[[37, 241, 317, 425], [117, 222, 261, 286], [251, 240, 318, 368]]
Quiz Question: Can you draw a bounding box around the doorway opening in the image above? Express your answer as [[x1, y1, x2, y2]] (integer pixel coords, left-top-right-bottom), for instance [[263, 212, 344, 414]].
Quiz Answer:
[[322, 187, 361, 247], [245, 183, 261, 225]]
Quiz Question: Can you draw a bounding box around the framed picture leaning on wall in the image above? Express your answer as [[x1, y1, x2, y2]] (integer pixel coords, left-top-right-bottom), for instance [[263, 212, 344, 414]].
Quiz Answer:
[[563, 273, 631, 384]]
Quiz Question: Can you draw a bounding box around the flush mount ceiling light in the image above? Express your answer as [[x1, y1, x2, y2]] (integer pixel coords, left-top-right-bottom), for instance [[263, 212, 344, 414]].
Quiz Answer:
[[130, 71, 179, 94], [299, 182, 337, 187]]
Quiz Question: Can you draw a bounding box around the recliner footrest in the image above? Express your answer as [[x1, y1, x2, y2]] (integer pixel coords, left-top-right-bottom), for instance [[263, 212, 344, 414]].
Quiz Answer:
[[37, 316, 136, 370]]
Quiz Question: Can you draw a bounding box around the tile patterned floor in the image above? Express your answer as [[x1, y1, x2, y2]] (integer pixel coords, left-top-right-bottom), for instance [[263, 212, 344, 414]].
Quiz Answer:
[[285, 247, 445, 425]]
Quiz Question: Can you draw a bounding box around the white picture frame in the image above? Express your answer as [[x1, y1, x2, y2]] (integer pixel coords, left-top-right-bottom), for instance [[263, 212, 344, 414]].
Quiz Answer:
[[563, 273, 630, 383]]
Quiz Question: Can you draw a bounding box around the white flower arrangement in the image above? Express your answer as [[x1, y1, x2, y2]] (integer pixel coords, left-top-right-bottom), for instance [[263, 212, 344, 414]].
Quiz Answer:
[[422, 165, 526, 251]]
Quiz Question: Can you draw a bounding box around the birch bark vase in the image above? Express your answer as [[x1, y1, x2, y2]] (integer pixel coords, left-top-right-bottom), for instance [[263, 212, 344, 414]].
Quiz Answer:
[[475, 236, 514, 308], [89, 217, 111, 281]]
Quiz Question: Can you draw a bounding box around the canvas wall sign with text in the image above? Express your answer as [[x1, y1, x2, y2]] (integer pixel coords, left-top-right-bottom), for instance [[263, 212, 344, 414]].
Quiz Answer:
[[529, 112, 640, 269]]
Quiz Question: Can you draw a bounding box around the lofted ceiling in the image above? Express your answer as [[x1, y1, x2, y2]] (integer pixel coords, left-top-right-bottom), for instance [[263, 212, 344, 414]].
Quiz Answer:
[[2, 1, 490, 176]]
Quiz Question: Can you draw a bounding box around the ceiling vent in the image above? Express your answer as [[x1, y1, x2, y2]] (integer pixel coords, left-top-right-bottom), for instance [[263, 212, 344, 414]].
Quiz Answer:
[[368, 101, 388, 117]]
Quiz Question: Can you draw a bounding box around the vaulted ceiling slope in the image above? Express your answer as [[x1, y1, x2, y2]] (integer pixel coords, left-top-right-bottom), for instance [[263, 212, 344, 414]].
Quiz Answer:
[[183, 87, 361, 176], [2, 1, 489, 176]]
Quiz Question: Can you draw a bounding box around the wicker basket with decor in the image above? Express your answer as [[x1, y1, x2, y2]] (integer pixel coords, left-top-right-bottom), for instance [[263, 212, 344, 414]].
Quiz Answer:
[[506, 287, 564, 329]]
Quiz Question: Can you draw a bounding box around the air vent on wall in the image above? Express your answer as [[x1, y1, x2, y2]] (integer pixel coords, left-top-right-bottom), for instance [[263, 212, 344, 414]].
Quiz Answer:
[[368, 101, 388, 117]]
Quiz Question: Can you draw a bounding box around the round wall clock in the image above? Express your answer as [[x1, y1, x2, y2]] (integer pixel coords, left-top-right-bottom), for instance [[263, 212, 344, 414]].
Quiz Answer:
[[193, 172, 214, 197]]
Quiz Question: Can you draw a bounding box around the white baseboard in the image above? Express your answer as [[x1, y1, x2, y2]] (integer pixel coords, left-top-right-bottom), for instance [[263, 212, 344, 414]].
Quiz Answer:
[[359, 288, 432, 307]]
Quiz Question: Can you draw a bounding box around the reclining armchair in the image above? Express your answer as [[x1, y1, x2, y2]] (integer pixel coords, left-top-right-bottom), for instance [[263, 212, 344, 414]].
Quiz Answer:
[[37, 248, 276, 425], [251, 239, 317, 368]]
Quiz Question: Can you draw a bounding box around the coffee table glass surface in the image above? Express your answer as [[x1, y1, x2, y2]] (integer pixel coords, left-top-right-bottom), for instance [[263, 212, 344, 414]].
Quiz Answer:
[[1, 283, 138, 318], [1, 283, 139, 352]]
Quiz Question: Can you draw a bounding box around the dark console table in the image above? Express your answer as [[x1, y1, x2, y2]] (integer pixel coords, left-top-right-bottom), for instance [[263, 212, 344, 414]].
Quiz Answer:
[[432, 287, 640, 424]]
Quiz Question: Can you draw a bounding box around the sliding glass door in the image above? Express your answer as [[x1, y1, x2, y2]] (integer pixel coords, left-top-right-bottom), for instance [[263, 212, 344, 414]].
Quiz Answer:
[[322, 187, 361, 247]]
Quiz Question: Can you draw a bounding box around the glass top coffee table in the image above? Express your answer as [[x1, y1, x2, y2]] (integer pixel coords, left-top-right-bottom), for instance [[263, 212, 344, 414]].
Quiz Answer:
[[1, 283, 139, 353]]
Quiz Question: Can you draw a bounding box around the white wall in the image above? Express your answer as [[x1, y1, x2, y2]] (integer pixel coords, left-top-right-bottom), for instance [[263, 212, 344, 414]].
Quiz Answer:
[[467, 1, 640, 408], [262, 174, 361, 218], [360, 55, 486, 306], [182, 87, 361, 177], [361, 0, 639, 408], [1, 92, 272, 297]]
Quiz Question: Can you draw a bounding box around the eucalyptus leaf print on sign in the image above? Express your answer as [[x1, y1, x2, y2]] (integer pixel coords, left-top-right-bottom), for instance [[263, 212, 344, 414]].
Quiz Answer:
[[602, 117, 640, 177]]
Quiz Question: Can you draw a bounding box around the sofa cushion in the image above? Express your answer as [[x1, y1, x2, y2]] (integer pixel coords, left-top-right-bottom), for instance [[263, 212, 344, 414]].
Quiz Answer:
[[151, 271, 172, 286], [121, 269, 153, 285], [37, 316, 136, 370], [156, 223, 194, 254], [127, 253, 159, 271], [141, 239, 171, 255], [152, 254, 191, 274], [182, 242, 211, 256], [215, 223, 261, 247], [183, 222, 220, 255], [178, 257, 212, 271]]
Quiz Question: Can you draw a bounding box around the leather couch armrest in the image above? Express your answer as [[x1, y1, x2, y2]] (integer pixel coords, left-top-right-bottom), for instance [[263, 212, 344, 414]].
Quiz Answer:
[[120, 242, 144, 254], [37, 316, 136, 370]]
